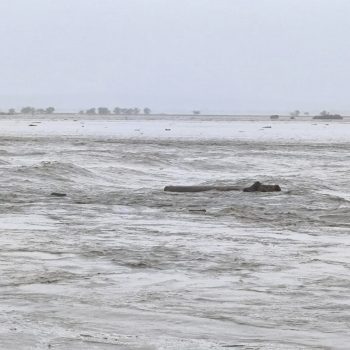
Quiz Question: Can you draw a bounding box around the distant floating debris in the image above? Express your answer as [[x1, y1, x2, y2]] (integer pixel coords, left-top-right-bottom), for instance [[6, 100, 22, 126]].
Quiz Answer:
[[189, 209, 206, 213], [51, 192, 67, 197]]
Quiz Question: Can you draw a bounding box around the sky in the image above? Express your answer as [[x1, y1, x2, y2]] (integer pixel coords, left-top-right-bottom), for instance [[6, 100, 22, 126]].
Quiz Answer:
[[0, 0, 350, 114]]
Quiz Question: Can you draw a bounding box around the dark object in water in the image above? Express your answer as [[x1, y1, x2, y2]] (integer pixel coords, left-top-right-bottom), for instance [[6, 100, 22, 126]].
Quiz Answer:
[[164, 182, 281, 193], [164, 185, 241, 193], [270, 115, 279, 120], [51, 192, 67, 197], [243, 181, 281, 192]]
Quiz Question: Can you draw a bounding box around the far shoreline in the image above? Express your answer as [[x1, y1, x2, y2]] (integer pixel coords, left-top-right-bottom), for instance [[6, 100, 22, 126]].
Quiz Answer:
[[0, 112, 349, 119]]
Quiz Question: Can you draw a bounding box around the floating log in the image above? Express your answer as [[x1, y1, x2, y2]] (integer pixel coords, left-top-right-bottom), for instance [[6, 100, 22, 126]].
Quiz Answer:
[[164, 182, 281, 193], [164, 185, 241, 193]]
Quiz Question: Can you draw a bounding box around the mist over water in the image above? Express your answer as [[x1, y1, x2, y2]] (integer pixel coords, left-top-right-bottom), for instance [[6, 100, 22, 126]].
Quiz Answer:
[[0, 115, 349, 349], [2, 0, 350, 113]]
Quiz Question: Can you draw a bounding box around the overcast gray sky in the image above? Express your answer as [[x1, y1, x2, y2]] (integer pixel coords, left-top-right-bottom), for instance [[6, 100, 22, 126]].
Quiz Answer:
[[0, 0, 349, 113]]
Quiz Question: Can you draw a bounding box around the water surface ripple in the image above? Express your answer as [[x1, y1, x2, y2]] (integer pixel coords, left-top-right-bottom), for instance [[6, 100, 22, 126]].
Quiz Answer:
[[0, 118, 349, 349]]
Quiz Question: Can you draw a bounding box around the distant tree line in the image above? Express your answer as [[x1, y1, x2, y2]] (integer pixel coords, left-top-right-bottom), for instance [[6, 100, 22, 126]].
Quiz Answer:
[[290, 110, 341, 118], [269, 110, 342, 120], [1, 106, 152, 116], [313, 110, 343, 120], [82, 107, 152, 115], [17, 107, 55, 114]]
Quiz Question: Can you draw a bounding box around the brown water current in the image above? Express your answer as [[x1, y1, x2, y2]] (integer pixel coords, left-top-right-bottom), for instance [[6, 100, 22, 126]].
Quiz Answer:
[[0, 120, 349, 349]]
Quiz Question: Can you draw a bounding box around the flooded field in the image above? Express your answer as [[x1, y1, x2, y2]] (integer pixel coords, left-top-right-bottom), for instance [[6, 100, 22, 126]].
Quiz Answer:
[[0, 115, 349, 349]]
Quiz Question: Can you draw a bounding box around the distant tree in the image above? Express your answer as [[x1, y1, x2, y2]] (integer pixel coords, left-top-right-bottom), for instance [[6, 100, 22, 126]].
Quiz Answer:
[[320, 110, 330, 117], [113, 107, 145, 115], [86, 108, 96, 115], [8, 108, 16, 115], [290, 110, 301, 117], [304, 112, 309, 116], [113, 107, 121, 115], [143, 107, 151, 115], [21, 106, 35, 114], [79, 110, 85, 114], [46, 107, 55, 114], [97, 107, 111, 115], [193, 110, 201, 115]]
